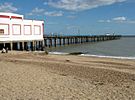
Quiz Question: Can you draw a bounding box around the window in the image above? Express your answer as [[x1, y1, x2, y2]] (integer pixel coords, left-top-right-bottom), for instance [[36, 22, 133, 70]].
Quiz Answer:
[[24, 25, 31, 35], [34, 25, 41, 35], [12, 24, 21, 35], [0, 29, 4, 35], [0, 24, 9, 35]]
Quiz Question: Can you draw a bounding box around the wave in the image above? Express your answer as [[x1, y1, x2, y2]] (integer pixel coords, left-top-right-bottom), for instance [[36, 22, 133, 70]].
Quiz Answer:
[[80, 54, 135, 60], [49, 51, 135, 60], [49, 52, 69, 55]]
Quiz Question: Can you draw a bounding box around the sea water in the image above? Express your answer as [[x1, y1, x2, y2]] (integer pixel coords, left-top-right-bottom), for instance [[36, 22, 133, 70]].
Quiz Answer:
[[47, 37, 135, 59]]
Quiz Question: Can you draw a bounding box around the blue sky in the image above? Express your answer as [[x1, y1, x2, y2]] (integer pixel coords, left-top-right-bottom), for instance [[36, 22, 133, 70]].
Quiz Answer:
[[0, 0, 135, 35]]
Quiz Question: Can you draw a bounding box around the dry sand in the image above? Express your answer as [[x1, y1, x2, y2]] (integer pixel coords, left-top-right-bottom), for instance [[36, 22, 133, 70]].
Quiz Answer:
[[0, 51, 135, 100]]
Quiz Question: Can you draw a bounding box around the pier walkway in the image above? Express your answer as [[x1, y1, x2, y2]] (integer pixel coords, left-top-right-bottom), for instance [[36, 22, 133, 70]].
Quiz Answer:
[[43, 35, 121, 48]]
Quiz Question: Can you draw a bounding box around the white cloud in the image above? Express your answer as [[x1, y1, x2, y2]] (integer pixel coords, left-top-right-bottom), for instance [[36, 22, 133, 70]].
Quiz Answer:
[[0, 2, 17, 12], [98, 16, 135, 24], [112, 16, 126, 21], [27, 7, 63, 17], [44, 11, 63, 16], [46, 0, 126, 11], [27, 7, 44, 16], [98, 19, 111, 23]]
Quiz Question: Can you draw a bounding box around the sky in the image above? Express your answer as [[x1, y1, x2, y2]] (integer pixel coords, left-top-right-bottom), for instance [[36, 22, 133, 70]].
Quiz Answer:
[[0, 0, 135, 35]]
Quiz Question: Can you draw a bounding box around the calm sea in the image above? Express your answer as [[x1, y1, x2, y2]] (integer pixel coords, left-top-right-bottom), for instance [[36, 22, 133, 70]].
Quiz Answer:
[[47, 37, 135, 59]]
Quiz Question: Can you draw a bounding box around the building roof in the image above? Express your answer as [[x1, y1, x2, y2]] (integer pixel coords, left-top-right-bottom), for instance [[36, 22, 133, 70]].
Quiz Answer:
[[0, 12, 23, 19]]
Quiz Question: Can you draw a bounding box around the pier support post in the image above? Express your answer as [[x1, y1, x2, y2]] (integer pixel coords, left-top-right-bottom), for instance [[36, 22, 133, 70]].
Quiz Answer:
[[22, 41, 25, 51], [49, 39, 52, 48], [33, 41, 36, 51], [54, 38, 57, 47], [24, 42, 28, 50], [75, 38, 78, 44], [70, 38, 72, 44], [86, 37, 89, 42], [44, 39, 47, 47], [81, 37, 83, 43], [59, 38, 61, 46], [63, 38, 65, 45], [67, 38, 69, 45], [97, 37, 99, 42], [103, 37, 105, 41], [41, 41, 43, 49], [93, 37, 96, 42], [10, 42, 12, 50]]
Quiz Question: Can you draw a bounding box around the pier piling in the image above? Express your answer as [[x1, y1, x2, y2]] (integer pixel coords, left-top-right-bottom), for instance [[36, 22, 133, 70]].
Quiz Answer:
[[43, 35, 121, 48]]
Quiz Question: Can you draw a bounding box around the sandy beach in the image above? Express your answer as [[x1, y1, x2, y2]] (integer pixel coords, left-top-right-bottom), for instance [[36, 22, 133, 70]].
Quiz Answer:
[[0, 51, 135, 100]]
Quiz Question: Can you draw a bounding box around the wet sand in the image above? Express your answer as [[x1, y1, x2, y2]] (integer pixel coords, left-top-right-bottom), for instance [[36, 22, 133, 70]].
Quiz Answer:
[[0, 51, 135, 100]]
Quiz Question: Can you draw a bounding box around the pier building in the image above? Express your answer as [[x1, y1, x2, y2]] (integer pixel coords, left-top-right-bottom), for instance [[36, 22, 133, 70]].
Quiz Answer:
[[0, 12, 44, 50]]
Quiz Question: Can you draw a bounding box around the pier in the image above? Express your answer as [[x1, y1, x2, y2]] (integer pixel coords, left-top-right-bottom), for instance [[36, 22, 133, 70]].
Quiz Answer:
[[0, 35, 121, 51], [44, 35, 121, 48]]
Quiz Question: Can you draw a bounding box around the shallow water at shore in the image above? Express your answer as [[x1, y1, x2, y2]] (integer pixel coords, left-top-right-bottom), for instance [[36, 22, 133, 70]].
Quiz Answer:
[[47, 37, 135, 58]]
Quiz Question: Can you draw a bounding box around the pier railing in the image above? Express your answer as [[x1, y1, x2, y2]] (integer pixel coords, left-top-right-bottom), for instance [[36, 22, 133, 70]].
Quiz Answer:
[[43, 35, 121, 47]]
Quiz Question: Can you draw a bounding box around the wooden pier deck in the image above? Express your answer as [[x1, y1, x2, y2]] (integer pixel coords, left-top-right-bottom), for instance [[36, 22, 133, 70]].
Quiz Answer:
[[43, 35, 121, 48]]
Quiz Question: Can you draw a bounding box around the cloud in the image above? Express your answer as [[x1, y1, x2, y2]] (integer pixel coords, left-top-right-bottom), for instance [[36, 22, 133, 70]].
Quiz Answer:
[[98, 16, 135, 24], [27, 7, 44, 16], [46, 0, 126, 11], [112, 16, 126, 21], [0, 2, 17, 12], [44, 11, 63, 16], [27, 7, 63, 17], [98, 20, 111, 23]]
